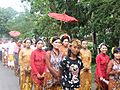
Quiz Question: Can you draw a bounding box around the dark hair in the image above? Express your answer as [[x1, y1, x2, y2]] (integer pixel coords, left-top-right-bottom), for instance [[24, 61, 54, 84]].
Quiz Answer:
[[67, 48, 80, 57], [61, 36, 70, 43], [49, 36, 60, 50], [99, 43, 108, 49], [113, 47, 120, 54], [23, 39, 33, 44], [81, 39, 87, 43], [51, 36, 60, 43], [35, 38, 43, 45], [17, 40, 22, 43], [111, 47, 120, 59]]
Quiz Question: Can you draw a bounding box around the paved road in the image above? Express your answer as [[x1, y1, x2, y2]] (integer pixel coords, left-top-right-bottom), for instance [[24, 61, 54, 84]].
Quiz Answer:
[[0, 60, 96, 90], [0, 61, 19, 90]]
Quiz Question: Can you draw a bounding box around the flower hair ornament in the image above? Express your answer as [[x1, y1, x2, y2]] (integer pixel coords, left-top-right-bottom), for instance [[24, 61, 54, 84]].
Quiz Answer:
[[50, 37, 54, 44], [98, 42, 109, 49], [60, 33, 71, 42], [112, 47, 120, 54], [111, 47, 115, 54]]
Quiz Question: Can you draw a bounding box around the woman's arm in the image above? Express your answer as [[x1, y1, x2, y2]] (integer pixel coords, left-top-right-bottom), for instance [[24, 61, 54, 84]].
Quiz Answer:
[[31, 51, 39, 75], [106, 60, 113, 75], [45, 51, 59, 79], [59, 60, 65, 78], [106, 60, 119, 75], [19, 49, 23, 66], [96, 55, 103, 78]]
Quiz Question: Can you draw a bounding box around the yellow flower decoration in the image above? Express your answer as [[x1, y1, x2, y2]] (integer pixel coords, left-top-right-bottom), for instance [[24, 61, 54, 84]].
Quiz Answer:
[[50, 37, 53, 44], [111, 47, 115, 54]]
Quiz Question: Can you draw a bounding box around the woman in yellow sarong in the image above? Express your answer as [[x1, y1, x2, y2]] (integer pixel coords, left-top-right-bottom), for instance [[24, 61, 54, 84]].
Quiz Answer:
[[19, 39, 33, 90], [59, 34, 70, 57], [79, 40, 92, 90]]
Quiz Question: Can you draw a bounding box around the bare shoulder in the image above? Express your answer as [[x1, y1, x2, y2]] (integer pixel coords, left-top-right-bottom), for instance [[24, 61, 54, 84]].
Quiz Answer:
[[46, 50, 51, 54], [108, 60, 114, 65]]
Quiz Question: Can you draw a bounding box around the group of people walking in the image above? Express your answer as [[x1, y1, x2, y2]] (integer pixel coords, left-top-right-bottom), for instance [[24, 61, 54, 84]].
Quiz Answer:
[[0, 33, 120, 90]]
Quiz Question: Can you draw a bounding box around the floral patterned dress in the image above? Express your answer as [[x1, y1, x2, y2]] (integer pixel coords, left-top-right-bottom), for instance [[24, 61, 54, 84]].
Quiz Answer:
[[107, 59, 120, 90], [45, 51, 62, 90]]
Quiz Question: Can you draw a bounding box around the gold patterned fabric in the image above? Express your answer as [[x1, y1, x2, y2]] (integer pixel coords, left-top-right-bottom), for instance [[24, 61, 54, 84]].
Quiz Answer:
[[59, 45, 68, 57], [80, 71, 92, 90], [19, 48, 33, 90], [33, 82, 43, 90], [20, 72, 33, 90], [80, 49, 92, 90], [108, 79, 120, 90], [80, 49, 91, 70], [44, 72, 62, 90]]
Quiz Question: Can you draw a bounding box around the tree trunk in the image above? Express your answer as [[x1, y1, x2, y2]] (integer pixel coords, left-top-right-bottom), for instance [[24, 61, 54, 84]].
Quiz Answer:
[[92, 31, 97, 63], [119, 38, 120, 47]]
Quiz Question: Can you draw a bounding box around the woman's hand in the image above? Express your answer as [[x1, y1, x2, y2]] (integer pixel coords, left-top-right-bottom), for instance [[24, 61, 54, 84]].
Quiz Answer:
[[37, 73, 45, 79], [28, 66, 31, 71], [54, 71, 59, 79], [37, 73, 41, 79], [100, 77, 103, 80], [41, 72, 45, 78]]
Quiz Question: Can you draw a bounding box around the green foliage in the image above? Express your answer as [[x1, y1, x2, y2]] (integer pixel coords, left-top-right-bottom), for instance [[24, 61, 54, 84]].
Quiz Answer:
[[91, 64, 96, 81], [4, 0, 116, 63], [7, 11, 36, 38], [0, 7, 17, 38], [20, 0, 120, 48]]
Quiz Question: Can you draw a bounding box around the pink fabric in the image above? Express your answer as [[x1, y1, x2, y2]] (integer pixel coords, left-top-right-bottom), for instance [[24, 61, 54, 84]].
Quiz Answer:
[[31, 49, 46, 85], [95, 53, 110, 80], [14, 44, 20, 53], [9, 31, 21, 37], [48, 13, 78, 22]]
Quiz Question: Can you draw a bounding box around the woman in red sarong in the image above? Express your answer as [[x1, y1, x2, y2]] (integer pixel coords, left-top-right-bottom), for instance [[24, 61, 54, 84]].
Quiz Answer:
[[31, 39, 46, 90], [95, 43, 110, 90]]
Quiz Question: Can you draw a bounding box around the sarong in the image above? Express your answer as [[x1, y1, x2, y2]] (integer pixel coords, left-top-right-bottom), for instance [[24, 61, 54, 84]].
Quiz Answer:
[[80, 70, 92, 90], [44, 72, 61, 90], [20, 69, 33, 90]]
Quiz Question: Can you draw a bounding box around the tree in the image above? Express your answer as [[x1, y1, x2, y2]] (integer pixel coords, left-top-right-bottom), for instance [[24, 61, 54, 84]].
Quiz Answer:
[[7, 11, 35, 38], [21, 0, 120, 49], [0, 7, 17, 38]]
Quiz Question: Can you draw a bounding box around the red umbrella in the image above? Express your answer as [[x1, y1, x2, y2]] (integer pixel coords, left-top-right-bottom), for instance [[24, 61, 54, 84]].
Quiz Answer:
[[48, 13, 78, 22], [9, 31, 21, 37]]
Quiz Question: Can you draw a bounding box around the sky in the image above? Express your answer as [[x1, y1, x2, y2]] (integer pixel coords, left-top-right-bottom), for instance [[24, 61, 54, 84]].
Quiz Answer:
[[0, 0, 30, 12]]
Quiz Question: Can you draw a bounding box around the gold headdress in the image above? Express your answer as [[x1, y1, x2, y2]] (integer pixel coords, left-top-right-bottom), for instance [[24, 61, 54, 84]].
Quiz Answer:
[[70, 39, 81, 47]]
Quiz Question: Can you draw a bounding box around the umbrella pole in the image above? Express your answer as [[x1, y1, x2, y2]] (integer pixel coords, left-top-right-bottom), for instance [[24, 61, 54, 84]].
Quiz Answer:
[[60, 21, 63, 30]]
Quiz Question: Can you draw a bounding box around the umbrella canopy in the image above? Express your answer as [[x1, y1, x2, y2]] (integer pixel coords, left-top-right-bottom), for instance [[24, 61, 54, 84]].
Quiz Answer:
[[9, 31, 21, 37], [48, 13, 78, 22]]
